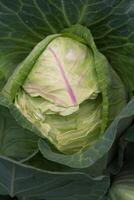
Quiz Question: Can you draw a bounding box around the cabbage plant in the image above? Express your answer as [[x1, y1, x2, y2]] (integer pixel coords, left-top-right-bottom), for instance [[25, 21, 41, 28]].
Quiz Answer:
[[11, 27, 127, 154], [0, 0, 134, 200], [1, 25, 128, 167]]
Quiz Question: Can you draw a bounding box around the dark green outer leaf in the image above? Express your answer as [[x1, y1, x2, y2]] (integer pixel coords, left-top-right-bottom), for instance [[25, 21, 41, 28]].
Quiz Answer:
[[108, 126, 134, 175], [107, 122, 134, 175], [123, 124, 134, 142], [24, 151, 108, 177], [0, 105, 38, 161], [123, 142, 134, 169], [0, 0, 134, 91], [107, 139, 127, 175], [89, 0, 134, 92], [0, 155, 110, 200], [0, 196, 17, 200]]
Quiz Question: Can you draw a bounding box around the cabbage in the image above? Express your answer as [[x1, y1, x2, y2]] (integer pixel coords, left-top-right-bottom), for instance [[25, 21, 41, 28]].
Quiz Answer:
[[0, 1, 134, 199], [12, 28, 127, 154]]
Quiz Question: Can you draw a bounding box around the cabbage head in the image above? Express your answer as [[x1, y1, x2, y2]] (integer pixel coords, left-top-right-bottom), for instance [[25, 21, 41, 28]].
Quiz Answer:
[[3, 25, 127, 154]]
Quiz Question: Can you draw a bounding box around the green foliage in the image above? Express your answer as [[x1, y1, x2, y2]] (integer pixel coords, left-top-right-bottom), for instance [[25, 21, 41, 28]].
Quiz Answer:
[[0, 105, 38, 160], [0, 0, 134, 199]]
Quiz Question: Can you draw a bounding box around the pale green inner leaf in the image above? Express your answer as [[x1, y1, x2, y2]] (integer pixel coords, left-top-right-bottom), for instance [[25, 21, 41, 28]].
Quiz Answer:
[[15, 90, 102, 154], [15, 36, 102, 154], [23, 37, 100, 113]]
